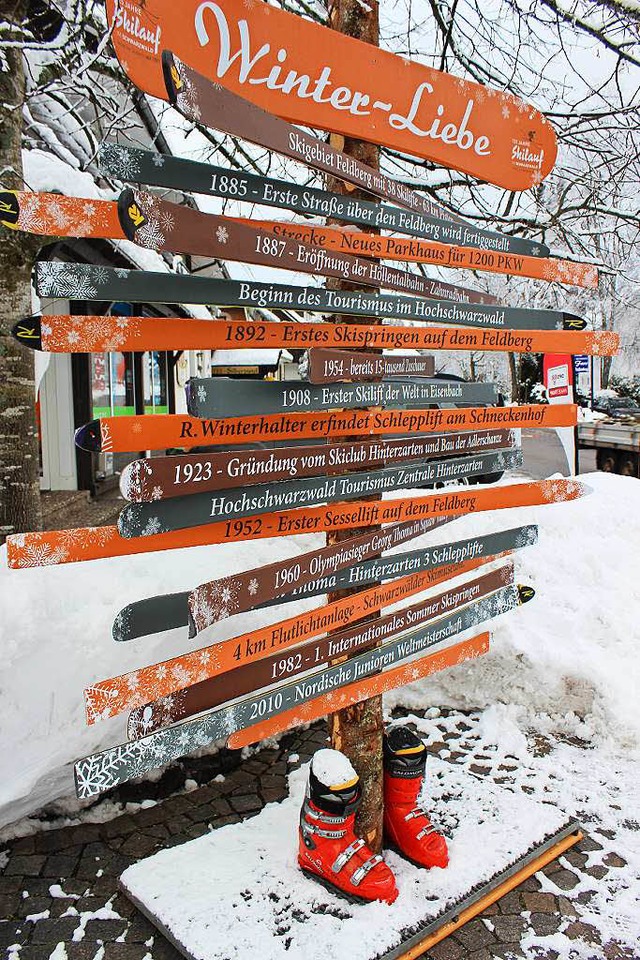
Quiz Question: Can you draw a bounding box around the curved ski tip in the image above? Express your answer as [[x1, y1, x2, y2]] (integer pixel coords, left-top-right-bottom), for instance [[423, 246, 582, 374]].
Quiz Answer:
[[11, 315, 42, 350], [562, 314, 587, 331], [117, 186, 144, 241], [75, 419, 103, 452], [517, 584, 536, 605], [161, 50, 181, 105], [119, 459, 146, 502], [112, 605, 135, 641], [0, 188, 20, 229]]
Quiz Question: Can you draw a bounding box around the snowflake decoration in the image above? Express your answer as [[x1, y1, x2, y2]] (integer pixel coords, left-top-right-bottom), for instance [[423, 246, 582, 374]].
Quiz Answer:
[[101, 143, 142, 181], [115, 268, 130, 278], [197, 384, 208, 404], [152, 153, 165, 167], [18, 541, 68, 567], [216, 225, 229, 245], [501, 106, 510, 119], [127, 672, 140, 690], [247, 578, 259, 596], [36, 262, 98, 300], [138, 217, 167, 250], [112, 607, 133, 642], [531, 246, 541, 257], [151, 485, 164, 501], [141, 516, 164, 536], [158, 209, 175, 233], [515, 526, 538, 548]]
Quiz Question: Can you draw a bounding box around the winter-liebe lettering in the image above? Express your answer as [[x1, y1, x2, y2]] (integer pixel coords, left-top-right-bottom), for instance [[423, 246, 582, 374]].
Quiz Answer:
[[194, 1, 492, 157]]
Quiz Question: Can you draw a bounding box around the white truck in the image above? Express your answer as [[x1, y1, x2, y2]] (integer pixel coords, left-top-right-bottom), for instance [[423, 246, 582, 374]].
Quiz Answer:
[[578, 417, 640, 477]]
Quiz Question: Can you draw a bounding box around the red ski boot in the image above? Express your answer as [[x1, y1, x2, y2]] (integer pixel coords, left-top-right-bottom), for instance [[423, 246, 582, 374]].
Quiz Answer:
[[298, 748, 398, 904], [383, 726, 449, 870]]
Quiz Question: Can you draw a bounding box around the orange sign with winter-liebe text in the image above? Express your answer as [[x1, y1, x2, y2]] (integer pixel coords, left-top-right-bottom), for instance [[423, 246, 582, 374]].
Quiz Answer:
[[105, 0, 557, 190]]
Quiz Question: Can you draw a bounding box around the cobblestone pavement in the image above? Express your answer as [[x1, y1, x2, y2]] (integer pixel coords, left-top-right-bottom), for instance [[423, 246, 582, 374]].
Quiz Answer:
[[0, 711, 635, 960], [40, 490, 124, 533]]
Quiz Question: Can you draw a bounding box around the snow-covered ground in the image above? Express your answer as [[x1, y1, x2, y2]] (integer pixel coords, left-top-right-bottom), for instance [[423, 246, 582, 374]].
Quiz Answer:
[[0, 472, 639, 949]]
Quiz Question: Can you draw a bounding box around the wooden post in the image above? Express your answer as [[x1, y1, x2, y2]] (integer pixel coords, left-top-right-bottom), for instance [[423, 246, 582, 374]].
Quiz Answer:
[[325, 0, 384, 853]]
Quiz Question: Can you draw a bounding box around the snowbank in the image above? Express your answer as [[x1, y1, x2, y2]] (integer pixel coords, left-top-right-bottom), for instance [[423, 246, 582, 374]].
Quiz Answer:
[[0, 473, 638, 830], [387, 472, 640, 750]]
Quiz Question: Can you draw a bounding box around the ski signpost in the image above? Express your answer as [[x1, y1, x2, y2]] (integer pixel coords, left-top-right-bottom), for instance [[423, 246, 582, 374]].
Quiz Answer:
[[119, 430, 512, 501], [2, 0, 617, 947], [117, 449, 522, 537]]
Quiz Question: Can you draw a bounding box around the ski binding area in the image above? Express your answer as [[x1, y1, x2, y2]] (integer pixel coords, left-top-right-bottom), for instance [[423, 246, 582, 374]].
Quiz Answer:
[[119, 761, 580, 960]]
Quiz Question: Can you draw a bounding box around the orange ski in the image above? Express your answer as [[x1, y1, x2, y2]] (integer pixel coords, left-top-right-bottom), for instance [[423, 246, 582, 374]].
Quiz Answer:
[[0, 190, 123, 238], [13, 315, 618, 358], [241, 218, 598, 289], [105, 0, 556, 190], [227, 633, 490, 749], [6, 478, 589, 568], [74, 405, 581, 455]]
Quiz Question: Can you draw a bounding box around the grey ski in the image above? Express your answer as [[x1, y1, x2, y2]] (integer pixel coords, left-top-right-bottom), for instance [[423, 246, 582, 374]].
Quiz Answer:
[[185, 377, 499, 419], [118, 449, 521, 538], [33, 263, 585, 333], [99, 142, 548, 259]]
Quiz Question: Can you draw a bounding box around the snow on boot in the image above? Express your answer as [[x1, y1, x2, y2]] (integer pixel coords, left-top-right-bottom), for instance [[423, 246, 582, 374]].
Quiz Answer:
[[383, 726, 449, 869], [298, 748, 398, 904]]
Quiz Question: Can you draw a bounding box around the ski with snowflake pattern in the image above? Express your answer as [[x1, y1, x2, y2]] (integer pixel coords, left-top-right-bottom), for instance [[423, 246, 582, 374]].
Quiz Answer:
[[0, 190, 123, 238], [119, 431, 514, 503], [73, 404, 579, 456], [108, 522, 536, 644], [14, 315, 616, 361], [118, 187, 490, 304], [184, 376, 500, 419], [5, 479, 585, 570], [98, 145, 599, 286], [33, 262, 591, 333], [75, 578, 519, 799], [126, 564, 516, 739], [117, 449, 521, 539]]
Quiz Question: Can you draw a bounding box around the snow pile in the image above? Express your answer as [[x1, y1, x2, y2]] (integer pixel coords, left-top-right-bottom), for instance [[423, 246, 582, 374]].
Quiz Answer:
[[387, 472, 640, 750], [311, 749, 357, 788], [120, 758, 568, 960], [0, 472, 638, 833], [0, 533, 324, 830]]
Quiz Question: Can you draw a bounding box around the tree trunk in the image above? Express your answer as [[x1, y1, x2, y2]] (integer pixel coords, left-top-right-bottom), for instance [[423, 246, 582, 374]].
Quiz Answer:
[[0, 0, 43, 542], [325, 0, 384, 853], [508, 352, 520, 403]]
